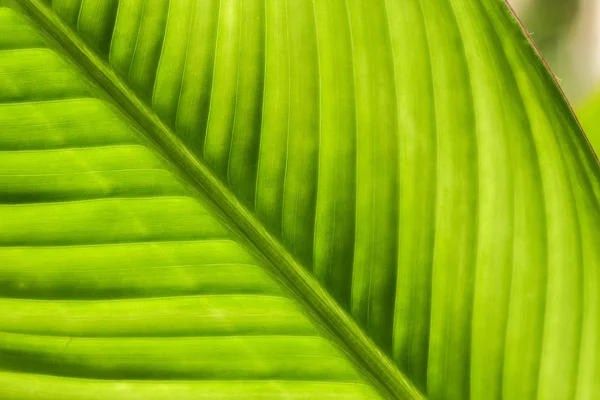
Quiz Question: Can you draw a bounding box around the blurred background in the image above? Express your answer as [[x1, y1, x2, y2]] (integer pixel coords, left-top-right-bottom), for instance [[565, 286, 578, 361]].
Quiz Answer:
[[509, 0, 600, 150], [509, 0, 598, 102]]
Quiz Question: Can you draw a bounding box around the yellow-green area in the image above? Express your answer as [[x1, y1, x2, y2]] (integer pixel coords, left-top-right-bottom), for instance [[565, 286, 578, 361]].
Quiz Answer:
[[2, 0, 600, 399], [578, 90, 600, 156]]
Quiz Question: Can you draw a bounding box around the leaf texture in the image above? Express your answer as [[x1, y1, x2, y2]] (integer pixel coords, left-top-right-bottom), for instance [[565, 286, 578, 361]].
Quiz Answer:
[[0, 7, 392, 399], [8, 0, 600, 399]]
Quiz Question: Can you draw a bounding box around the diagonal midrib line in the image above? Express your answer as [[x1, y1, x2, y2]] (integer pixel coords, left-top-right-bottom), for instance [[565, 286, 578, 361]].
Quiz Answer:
[[14, 1, 426, 399]]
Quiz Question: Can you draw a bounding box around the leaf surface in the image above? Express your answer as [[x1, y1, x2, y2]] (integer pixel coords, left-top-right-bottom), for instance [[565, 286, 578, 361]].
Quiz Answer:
[[4, 0, 600, 399]]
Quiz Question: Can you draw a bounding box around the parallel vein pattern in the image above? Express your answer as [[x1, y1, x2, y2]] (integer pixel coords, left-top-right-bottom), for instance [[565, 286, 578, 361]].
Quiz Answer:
[[19, 0, 600, 398], [0, 8, 383, 399]]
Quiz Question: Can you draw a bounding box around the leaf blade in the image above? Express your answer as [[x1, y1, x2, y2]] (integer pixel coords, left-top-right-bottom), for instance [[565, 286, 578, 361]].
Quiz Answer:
[[12, 0, 600, 398]]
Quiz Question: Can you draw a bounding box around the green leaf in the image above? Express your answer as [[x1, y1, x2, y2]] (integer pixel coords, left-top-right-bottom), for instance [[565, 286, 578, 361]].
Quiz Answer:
[[3, 0, 600, 399]]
